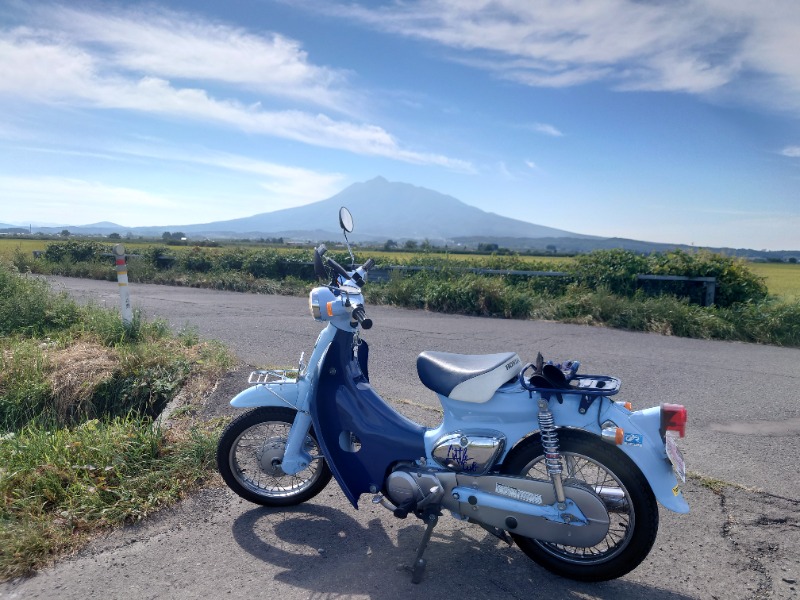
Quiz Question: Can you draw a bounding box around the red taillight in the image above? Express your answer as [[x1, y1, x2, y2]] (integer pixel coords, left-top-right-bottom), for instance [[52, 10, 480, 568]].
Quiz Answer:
[[660, 403, 687, 438]]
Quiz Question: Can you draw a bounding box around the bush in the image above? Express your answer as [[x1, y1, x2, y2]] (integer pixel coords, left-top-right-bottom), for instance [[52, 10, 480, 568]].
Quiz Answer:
[[181, 247, 214, 273], [647, 250, 768, 307], [139, 245, 176, 270], [243, 248, 282, 278], [44, 240, 108, 263], [214, 248, 248, 271], [568, 249, 768, 308], [569, 249, 649, 297]]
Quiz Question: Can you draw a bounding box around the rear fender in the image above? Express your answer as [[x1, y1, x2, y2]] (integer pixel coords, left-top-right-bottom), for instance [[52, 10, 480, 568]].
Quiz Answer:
[[622, 405, 689, 513], [549, 401, 689, 514]]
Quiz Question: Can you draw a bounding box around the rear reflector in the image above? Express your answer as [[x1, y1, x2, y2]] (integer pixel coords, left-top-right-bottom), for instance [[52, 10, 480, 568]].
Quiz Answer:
[[660, 403, 687, 438]]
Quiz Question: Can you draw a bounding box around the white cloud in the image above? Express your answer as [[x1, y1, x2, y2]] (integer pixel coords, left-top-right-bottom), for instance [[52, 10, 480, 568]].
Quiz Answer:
[[0, 7, 470, 168], [528, 123, 563, 137], [41, 4, 351, 113], [321, 0, 800, 112], [781, 146, 800, 158]]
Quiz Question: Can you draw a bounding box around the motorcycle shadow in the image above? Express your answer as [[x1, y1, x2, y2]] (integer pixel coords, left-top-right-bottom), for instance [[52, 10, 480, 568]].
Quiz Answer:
[[231, 501, 695, 600]]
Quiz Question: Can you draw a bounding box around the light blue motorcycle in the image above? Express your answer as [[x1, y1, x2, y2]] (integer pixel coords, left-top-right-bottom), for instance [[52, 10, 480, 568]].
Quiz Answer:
[[216, 207, 688, 583]]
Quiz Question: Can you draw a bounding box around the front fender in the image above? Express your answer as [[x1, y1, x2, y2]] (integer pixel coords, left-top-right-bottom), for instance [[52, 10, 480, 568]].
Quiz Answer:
[[229, 378, 304, 409]]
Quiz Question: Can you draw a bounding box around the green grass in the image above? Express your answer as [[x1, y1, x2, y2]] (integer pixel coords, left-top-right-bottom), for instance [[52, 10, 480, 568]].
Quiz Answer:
[[0, 260, 234, 579], [0, 418, 224, 579]]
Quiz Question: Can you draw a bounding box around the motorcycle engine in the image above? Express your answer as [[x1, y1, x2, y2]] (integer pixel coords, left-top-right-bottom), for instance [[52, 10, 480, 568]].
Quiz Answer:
[[385, 469, 442, 508]]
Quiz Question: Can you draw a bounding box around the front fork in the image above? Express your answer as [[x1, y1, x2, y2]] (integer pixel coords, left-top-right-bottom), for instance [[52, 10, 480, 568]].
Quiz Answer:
[[280, 410, 315, 475]]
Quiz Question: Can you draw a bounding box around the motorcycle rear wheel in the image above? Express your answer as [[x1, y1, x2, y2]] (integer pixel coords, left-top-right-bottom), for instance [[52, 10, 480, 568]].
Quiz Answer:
[[217, 407, 332, 506], [502, 430, 659, 582]]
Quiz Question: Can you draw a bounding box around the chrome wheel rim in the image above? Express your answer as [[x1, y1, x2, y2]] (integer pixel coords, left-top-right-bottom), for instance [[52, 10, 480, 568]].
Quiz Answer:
[[520, 451, 635, 564], [229, 421, 324, 499]]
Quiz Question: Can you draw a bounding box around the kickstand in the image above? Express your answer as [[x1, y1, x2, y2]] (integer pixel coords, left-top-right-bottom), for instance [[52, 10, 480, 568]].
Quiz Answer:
[[411, 511, 439, 584]]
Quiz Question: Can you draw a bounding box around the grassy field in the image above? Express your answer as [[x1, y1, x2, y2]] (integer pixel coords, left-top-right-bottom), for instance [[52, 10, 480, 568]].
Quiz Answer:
[[2, 238, 798, 300], [748, 262, 800, 301], [0, 238, 43, 258]]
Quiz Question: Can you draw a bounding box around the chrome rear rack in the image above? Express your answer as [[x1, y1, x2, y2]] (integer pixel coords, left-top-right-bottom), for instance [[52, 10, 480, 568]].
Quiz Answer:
[[248, 369, 297, 385]]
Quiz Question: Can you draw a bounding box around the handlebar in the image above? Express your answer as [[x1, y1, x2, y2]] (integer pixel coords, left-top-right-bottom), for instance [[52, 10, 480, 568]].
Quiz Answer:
[[325, 255, 351, 282], [351, 305, 373, 330], [323, 254, 374, 288]]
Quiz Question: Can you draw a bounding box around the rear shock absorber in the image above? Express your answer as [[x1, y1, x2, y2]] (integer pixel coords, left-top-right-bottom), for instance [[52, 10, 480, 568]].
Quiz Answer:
[[538, 399, 567, 507]]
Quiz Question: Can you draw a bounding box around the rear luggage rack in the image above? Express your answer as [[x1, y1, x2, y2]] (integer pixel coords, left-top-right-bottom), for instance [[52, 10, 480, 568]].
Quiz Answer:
[[248, 369, 298, 385], [521, 374, 621, 397]]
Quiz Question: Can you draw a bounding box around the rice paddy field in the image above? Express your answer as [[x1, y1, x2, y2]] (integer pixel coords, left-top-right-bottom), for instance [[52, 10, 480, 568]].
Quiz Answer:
[[747, 262, 800, 301], [1, 238, 798, 301]]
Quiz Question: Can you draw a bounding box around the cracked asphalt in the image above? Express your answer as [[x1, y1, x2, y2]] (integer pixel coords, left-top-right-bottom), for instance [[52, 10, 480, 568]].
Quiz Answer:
[[2, 277, 798, 600]]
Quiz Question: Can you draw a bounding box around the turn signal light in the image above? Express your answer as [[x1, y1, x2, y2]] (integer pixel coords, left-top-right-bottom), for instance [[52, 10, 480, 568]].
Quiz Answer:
[[601, 426, 624, 445], [660, 403, 687, 438]]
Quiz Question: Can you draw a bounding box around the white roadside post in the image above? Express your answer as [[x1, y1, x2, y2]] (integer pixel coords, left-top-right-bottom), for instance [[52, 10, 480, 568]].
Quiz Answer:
[[113, 244, 133, 325]]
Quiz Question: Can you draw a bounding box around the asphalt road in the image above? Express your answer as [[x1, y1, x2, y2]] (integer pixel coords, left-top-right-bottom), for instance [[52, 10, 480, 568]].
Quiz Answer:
[[2, 277, 798, 600]]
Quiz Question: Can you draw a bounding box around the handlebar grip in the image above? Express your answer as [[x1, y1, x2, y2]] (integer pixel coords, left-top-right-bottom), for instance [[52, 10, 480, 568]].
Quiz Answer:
[[351, 306, 373, 329], [362, 258, 375, 271]]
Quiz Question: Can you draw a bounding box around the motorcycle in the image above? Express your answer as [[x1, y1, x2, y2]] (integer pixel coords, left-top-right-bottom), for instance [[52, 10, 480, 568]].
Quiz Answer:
[[216, 207, 688, 583]]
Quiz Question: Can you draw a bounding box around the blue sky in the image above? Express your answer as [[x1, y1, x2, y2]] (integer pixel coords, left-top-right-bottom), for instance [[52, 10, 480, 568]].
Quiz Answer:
[[1, 0, 798, 250]]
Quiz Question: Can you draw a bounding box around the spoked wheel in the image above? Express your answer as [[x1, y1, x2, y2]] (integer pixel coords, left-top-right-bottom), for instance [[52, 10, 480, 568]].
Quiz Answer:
[[217, 407, 331, 506], [502, 430, 659, 582]]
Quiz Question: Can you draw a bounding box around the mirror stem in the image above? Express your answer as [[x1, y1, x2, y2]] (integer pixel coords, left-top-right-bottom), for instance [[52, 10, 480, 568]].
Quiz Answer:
[[343, 230, 356, 266]]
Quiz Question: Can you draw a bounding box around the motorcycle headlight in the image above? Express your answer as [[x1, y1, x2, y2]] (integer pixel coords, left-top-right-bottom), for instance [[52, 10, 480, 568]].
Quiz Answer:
[[309, 286, 338, 321], [309, 289, 322, 320]]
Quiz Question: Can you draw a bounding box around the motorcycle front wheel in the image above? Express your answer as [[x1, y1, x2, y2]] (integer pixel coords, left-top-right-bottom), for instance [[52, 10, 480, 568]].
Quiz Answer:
[[217, 407, 332, 506], [502, 430, 659, 582]]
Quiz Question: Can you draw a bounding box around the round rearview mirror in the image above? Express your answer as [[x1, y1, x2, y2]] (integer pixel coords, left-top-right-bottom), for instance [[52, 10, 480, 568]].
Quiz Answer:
[[339, 207, 354, 233]]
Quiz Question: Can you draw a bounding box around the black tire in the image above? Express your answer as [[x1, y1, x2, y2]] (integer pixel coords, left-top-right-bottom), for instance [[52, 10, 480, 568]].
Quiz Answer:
[[501, 430, 659, 582], [216, 407, 331, 506]]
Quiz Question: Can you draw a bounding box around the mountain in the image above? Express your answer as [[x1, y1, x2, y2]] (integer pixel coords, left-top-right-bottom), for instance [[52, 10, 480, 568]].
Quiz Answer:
[[0, 224, 29, 234], [80, 221, 126, 228], [172, 177, 596, 242], [12, 177, 799, 257]]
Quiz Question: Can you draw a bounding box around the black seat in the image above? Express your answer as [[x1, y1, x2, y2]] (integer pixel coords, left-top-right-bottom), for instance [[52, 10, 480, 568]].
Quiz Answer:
[[417, 351, 522, 403]]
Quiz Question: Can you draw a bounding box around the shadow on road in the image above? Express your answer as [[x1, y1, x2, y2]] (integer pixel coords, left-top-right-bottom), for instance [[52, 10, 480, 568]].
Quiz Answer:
[[232, 503, 697, 600]]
